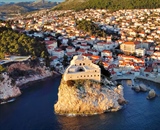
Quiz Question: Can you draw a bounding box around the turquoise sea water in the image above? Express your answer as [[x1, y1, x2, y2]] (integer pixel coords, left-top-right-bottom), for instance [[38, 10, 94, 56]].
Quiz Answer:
[[0, 76, 160, 130]]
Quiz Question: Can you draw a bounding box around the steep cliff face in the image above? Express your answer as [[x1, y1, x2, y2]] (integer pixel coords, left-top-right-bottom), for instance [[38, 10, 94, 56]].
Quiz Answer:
[[54, 78, 126, 116], [0, 63, 55, 102], [0, 74, 21, 100]]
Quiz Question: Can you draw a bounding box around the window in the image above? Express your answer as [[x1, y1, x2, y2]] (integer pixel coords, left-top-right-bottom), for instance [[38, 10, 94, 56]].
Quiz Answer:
[[80, 63, 82, 66], [83, 63, 85, 65]]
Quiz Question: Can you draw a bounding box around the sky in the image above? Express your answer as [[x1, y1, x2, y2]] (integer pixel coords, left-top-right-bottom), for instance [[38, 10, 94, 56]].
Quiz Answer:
[[0, 0, 64, 3]]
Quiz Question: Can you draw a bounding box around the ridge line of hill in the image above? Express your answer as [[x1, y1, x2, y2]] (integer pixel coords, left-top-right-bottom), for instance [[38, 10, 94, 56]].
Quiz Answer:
[[53, 0, 160, 11]]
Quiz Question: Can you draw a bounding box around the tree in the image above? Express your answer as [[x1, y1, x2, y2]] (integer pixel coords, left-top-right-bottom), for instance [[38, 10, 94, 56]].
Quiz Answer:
[[0, 27, 49, 60], [97, 61, 111, 78], [41, 51, 46, 58], [0, 65, 6, 73], [62, 55, 68, 67]]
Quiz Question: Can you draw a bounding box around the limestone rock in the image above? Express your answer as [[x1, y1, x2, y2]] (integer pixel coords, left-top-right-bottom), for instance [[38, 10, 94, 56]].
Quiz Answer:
[[139, 83, 148, 92], [0, 74, 21, 100], [147, 89, 156, 99], [54, 78, 126, 116], [132, 85, 140, 92]]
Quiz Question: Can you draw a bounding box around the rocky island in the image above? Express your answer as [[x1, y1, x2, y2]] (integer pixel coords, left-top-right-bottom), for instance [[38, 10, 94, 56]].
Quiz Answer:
[[54, 55, 126, 116]]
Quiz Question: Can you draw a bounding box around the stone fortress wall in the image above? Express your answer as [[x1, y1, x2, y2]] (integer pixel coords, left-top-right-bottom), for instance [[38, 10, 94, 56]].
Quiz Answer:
[[64, 55, 101, 81]]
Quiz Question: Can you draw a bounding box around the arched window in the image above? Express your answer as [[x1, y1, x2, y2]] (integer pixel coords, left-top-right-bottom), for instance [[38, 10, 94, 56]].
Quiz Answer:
[[80, 63, 82, 66], [83, 63, 85, 65]]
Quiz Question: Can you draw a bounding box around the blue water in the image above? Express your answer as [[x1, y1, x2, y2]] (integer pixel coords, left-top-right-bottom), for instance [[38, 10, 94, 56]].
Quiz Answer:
[[0, 76, 160, 130]]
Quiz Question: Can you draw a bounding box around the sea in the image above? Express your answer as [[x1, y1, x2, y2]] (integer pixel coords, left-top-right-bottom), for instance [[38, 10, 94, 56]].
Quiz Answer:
[[0, 76, 160, 130]]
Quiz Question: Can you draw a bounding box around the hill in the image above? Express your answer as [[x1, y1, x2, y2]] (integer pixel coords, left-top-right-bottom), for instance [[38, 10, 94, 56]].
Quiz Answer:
[[0, 1, 59, 18], [54, 0, 160, 11]]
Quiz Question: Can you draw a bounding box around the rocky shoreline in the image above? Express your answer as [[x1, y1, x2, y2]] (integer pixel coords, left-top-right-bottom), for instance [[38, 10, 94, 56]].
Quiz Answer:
[[54, 77, 126, 116], [0, 70, 59, 104]]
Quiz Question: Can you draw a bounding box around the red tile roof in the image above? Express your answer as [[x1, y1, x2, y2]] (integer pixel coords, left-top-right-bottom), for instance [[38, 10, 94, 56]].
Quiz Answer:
[[144, 67, 153, 72]]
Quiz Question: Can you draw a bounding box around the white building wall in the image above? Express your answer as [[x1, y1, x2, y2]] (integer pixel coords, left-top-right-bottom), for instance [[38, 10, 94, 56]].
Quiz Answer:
[[64, 55, 101, 82], [135, 48, 145, 56], [93, 45, 105, 51], [52, 51, 64, 58]]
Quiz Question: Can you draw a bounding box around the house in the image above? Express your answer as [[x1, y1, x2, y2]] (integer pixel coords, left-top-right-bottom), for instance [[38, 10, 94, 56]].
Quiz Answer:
[[120, 41, 141, 54], [63, 55, 101, 81], [88, 49, 99, 55], [52, 48, 64, 58], [93, 41, 115, 51], [80, 44, 90, 50], [141, 42, 153, 50], [93, 42, 105, 51], [66, 46, 76, 53], [135, 48, 145, 56], [101, 50, 112, 58], [45, 40, 57, 49], [50, 56, 59, 66], [77, 48, 87, 55]]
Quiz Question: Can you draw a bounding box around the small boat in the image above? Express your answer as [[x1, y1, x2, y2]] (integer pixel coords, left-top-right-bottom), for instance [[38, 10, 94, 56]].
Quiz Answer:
[[7, 98, 15, 103], [0, 98, 15, 105]]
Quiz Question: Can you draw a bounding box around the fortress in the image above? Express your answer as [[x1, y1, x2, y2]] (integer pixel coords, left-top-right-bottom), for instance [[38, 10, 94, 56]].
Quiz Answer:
[[63, 55, 101, 81]]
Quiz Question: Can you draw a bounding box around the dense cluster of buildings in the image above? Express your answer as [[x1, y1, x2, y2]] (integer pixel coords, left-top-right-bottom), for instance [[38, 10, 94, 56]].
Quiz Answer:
[[1, 8, 160, 79]]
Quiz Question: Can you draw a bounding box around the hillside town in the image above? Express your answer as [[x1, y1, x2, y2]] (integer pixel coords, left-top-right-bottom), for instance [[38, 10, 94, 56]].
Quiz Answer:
[[1, 8, 160, 82]]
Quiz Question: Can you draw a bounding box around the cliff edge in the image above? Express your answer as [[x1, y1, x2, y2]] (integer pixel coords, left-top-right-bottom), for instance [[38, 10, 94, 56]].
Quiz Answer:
[[54, 77, 126, 116]]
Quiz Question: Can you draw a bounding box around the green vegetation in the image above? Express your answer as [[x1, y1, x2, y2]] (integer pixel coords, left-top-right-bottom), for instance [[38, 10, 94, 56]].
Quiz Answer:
[[54, 0, 160, 11], [76, 19, 107, 37], [0, 27, 49, 59], [0, 65, 6, 73]]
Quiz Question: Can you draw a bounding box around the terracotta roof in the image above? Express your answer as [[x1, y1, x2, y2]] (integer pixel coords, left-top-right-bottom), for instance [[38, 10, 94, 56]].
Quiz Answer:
[[82, 53, 93, 57], [45, 40, 56, 45], [54, 48, 63, 52], [67, 52, 77, 56], [51, 56, 58, 60], [144, 67, 153, 72], [123, 41, 140, 45], [78, 48, 86, 52], [102, 50, 111, 53], [67, 46, 73, 49], [102, 62, 109, 67], [91, 55, 100, 60]]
